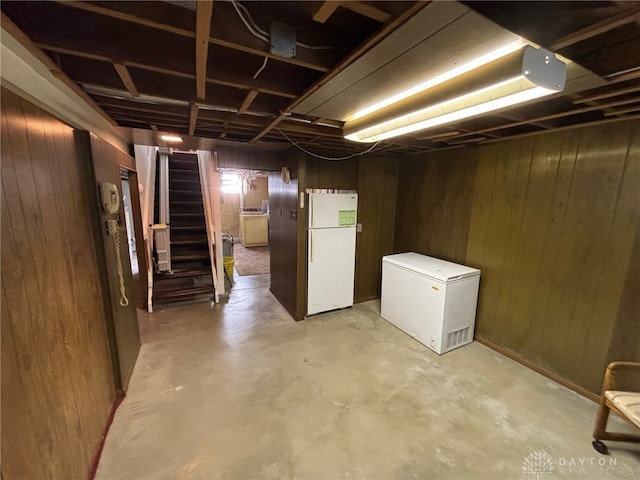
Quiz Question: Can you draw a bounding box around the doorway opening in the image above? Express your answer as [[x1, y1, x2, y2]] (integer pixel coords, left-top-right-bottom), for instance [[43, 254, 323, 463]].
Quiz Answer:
[[219, 169, 271, 292], [120, 168, 138, 274]]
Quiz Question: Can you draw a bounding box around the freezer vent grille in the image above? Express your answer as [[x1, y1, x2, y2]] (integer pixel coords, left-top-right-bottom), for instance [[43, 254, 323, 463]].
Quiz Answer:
[[446, 327, 470, 350]]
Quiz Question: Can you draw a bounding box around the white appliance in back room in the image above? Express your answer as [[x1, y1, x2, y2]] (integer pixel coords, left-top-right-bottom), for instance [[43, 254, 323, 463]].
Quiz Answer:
[[307, 191, 358, 315], [381, 252, 481, 354]]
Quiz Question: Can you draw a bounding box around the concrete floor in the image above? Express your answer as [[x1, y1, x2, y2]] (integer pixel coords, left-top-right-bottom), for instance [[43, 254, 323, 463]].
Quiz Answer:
[[97, 273, 640, 479]]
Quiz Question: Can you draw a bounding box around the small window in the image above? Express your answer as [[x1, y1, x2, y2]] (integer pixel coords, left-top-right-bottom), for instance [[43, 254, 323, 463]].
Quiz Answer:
[[221, 173, 241, 194]]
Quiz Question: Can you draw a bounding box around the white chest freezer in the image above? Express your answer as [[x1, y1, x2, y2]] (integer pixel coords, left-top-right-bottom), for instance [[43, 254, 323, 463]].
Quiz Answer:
[[381, 253, 480, 354]]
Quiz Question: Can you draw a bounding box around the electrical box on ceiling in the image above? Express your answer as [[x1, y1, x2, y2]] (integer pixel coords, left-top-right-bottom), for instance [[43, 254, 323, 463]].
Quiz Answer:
[[270, 20, 296, 58]]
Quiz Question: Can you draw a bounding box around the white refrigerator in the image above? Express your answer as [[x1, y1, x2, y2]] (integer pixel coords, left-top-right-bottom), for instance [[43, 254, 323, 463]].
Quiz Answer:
[[307, 192, 358, 315], [381, 252, 481, 354]]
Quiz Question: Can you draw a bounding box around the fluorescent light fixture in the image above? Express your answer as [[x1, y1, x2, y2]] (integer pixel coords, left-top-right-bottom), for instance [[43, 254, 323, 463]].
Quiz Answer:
[[160, 134, 183, 142], [343, 45, 566, 143], [347, 40, 525, 122]]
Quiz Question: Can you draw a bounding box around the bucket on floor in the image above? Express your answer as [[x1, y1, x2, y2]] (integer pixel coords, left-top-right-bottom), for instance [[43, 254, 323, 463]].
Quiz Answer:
[[223, 256, 235, 277]]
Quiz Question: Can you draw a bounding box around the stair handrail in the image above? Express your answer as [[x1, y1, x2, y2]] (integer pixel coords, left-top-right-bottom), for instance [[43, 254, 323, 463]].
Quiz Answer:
[[197, 152, 222, 301], [145, 232, 154, 312]]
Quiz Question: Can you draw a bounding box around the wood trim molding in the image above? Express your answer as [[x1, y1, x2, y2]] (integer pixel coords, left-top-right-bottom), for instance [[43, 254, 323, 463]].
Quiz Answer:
[[474, 336, 600, 403]]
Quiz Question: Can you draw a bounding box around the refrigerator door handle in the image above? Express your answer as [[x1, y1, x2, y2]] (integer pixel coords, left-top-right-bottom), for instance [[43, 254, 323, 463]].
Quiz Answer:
[[310, 194, 314, 228], [309, 229, 313, 263]]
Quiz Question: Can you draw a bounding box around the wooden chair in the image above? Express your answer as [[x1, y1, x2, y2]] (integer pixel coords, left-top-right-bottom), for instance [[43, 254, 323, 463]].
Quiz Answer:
[[592, 361, 640, 454]]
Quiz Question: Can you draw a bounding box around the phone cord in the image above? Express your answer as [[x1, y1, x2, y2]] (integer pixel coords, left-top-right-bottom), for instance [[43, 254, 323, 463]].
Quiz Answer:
[[109, 220, 130, 307]]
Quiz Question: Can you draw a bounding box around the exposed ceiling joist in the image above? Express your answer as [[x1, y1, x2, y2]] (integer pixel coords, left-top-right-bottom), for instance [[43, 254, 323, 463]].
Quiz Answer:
[[550, 7, 640, 50], [573, 85, 640, 104], [447, 96, 640, 142], [195, 0, 213, 99], [4, 1, 640, 155], [188, 103, 199, 135], [480, 114, 640, 146], [603, 105, 640, 116], [38, 43, 300, 99], [342, 2, 391, 23], [238, 90, 259, 114], [53, 0, 332, 72], [112, 62, 140, 98], [313, 1, 341, 24]]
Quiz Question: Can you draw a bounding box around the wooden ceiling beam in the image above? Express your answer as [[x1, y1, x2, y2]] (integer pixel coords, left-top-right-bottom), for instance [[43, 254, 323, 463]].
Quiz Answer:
[[550, 8, 640, 50], [95, 97, 189, 116], [202, 111, 342, 138], [493, 112, 551, 129], [603, 105, 640, 116], [573, 85, 640, 104], [416, 131, 461, 141], [481, 114, 640, 146], [313, 1, 341, 23], [342, 2, 391, 23], [446, 96, 640, 141], [189, 104, 199, 135], [54, 0, 332, 72], [238, 90, 259, 114], [112, 114, 188, 129], [195, 1, 213, 100], [112, 62, 139, 97], [39, 43, 299, 99]]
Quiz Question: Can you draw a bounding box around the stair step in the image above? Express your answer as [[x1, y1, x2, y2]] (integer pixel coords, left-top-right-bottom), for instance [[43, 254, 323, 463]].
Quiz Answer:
[[155, 268, 211, 279], [171, 213, 205, 218], [169, 168, 199, 174], [171, 201, 203, 206], [153, 285, 214, 302], [171, 238, 208, 246], [170, 178, 201, 185], [169, 190, 202, 197], [171, 225, 207, 231], [172, 253, 210, 261], [169, 159, 199, 168]]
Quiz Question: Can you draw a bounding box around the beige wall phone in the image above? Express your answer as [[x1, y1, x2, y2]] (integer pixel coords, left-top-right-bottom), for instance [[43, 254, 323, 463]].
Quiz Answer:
[[100, 182, 129, 307]]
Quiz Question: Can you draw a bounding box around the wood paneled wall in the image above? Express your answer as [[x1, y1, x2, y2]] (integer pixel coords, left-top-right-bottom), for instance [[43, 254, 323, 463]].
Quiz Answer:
[[1, 89, 115, 479], [268, 153, 301, 319], [394, 118, 640, 394], [85, 133, 141, 391], [221, 191, 241, 236], [395, 150, 477, 261], [216, 145, 282, 171], [304, 156, 359, 190], [302, 154, 399, 305], [354, 157, 399, 302]]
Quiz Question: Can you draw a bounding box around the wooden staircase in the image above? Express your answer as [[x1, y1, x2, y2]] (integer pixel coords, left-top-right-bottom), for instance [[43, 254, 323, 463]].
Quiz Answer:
[[152, 153, 215, 305]]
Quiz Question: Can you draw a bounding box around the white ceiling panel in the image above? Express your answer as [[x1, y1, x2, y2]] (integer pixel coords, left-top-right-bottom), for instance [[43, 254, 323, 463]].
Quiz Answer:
[[292, 2, 522, 121]]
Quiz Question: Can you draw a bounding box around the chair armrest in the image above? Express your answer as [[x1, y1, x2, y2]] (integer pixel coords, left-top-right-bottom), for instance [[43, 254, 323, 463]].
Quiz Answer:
[[603, 362, 640, 393]]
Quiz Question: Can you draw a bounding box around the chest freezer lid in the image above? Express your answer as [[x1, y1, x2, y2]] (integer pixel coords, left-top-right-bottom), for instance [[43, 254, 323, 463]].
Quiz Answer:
[[382, 252, 480, 282]]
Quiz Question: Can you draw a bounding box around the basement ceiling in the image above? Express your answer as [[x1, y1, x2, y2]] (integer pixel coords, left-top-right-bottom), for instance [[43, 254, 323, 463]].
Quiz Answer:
[[2, 1, 639, 155]]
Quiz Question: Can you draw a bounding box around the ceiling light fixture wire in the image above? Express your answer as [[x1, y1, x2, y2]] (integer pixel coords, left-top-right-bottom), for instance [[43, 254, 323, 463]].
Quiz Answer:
[[277, 129, 383, 161], [253, 56, 269, 79]]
